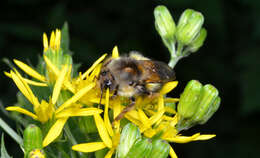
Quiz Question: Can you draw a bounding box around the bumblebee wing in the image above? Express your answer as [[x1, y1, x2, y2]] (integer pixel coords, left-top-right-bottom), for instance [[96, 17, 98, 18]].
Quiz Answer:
[[137, 60, 175, 83]]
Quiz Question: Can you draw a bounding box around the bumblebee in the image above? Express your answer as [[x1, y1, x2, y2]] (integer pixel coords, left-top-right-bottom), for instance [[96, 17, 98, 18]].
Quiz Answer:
[[98, 52, 175, 121]]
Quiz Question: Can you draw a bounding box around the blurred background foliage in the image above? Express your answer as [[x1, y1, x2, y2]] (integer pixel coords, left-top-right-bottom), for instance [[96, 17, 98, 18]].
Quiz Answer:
[[0, 0, 260, 157]]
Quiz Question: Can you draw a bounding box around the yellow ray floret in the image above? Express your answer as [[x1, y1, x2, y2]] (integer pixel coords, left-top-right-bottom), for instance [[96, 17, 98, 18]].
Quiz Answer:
[[112, 46, 119, 58], [72, 142, 106, 152], [52, 65, 68, 104], [104, 89, 114, 137], [81, 53, 107, 79], [10, 70, 40, 107], [163, 133, 216, 143], [55, 82, 95, 113], [43, 55, 75, 93], [4, 72, 47, 87], [43, 29, 61, 52], [13, 59, 46, 82], [94, 114, 113, 148], [160, 81, 178, 95], [169, 146, 178, 158], [43, 117, 68, 147], [6, 106, 38, 120], [55, 107, 103, 118]]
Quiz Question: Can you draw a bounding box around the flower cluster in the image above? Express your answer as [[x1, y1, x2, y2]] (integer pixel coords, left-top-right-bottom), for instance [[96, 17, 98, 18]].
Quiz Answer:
[[2, 6, 221, 158]]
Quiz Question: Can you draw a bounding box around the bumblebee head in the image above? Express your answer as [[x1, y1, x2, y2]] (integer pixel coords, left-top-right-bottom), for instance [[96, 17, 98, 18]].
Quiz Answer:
[[99, 69, 117, 92]]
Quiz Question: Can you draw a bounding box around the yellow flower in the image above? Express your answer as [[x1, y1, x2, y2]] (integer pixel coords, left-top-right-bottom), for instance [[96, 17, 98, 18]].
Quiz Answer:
[[5, 62, 103, 147], [72, 89, 121, 158], [43, 29, 61, 52]]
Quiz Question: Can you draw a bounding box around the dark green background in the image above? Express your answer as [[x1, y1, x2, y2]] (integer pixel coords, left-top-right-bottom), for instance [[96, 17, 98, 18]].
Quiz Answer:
[[1, 0, 260, 157]]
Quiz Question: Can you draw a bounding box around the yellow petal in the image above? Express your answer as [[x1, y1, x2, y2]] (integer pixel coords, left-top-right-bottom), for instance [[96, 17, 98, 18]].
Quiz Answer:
[[43, 117, 68, 147], [89, 63, 102, 81], [193, 134, 216, 141], [81, 54, 107, 79], [112, 46, 119, 58], [138, 108, 150, 130], [143, 128, 157, 138], [52, 65, 68, 104], [44, 55, 75, 93], [4, 71, 11, 78], [6, 106, 38, 120], [43, 33, 49, 52], [165, 98, 179, 103], [11, 71, 40, 107], [55, 29, 61, 50], [164, 133, 204, 143], [22, 79, 47, 87], [72, 142, 106, 152], [50, 31, 55, 49], [158, 94, 164, 111], [56, 107, 103, 118], [160, 81, 178, 95], [13, 59, 46, 82], [169, 146, 178, 158], [112, 99, 122, 132], [56, 83, 95, 114], [43, 55, 60, 76], [94, 114, 112, 148], [149, 110, 164, 127], [105, 148, 115, 158], [104, 89, 114, 137]]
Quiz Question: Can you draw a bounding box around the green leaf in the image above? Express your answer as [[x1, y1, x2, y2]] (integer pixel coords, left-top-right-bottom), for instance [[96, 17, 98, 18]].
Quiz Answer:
[[1, 134, 12, 158], [0, 118, 23, 146], [61, 22, 70, 54]]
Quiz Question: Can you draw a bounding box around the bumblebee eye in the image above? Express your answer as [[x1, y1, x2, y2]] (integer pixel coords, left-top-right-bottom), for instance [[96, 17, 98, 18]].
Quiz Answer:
[[100, 71, 107, 76]]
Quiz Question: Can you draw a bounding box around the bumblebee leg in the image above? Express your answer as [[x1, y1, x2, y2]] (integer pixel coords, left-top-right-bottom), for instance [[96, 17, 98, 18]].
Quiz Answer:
[[113, 97, 135, 126]]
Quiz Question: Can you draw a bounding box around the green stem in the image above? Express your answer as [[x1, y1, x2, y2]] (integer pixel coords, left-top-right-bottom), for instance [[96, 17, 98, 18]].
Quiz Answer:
[[176, 43, 184, 57], [64, 124, 84, 157], [64, 124, 77, 145], [0, 117, 23, 146]]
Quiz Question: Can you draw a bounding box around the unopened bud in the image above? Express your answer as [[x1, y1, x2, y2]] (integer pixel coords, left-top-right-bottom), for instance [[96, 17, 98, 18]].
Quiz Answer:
[[177, 80, 202, 119], [154, 5, 176, 41], [198, 96, 221, 125], [148, 139, 170, 158], [176, 9, 204, 45], [188, 28, 207, 53], [125, 138, 152, 158], [23, 124, 43, 157], [117, 123, 141, 158], [192, 84, 219, 123]]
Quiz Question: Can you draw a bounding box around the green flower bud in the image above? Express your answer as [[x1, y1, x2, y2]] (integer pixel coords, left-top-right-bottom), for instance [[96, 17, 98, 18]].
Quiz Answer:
[[198, 96, 221, 125], [176, 9, 204, 45], [188, 28, 207, 53], [116, 123, 141, 158], [125, 138, 152, 158], [191, 84, 219, 123], [23, 124, 43, 157], [63, 54, 73, 66], [177, 80, 202, 119], [154, 5, 176, 41], [148, 139, 170, 158]]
